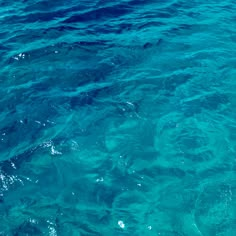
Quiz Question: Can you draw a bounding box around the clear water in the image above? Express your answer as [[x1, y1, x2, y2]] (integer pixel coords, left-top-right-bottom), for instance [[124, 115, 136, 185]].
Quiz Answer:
[[0, 0, 235, 235]]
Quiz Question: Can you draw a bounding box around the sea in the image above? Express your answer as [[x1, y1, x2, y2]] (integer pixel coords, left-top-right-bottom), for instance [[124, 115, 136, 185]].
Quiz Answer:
[[0, 0, 235, 235]]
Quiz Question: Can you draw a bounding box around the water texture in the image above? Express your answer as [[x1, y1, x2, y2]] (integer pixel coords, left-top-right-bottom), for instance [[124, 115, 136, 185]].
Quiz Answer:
[[0, 0, 236, 235]]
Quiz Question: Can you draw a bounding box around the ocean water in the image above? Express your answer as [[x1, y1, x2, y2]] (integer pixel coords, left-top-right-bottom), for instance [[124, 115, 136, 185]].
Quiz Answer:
[[0, 0, 236, 235]]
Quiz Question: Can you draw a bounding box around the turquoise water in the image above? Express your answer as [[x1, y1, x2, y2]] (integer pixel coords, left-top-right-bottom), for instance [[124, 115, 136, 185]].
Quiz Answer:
[[0, 0, 236, 235]]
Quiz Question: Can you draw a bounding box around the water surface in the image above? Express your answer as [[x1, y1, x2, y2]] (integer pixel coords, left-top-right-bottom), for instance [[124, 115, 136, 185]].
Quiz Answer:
[[0, 0, 236, 235]]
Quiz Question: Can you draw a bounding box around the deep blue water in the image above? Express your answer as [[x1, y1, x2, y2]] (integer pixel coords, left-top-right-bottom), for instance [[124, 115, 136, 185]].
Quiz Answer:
[[0, 0, 236, 235]]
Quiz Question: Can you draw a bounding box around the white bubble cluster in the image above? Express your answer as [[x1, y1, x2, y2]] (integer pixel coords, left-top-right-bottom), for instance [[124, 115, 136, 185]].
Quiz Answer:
[[118, 220, 125, 229]]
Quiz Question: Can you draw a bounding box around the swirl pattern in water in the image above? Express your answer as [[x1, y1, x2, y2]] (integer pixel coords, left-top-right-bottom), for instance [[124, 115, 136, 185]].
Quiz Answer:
[[0, 0, 235, 235]]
